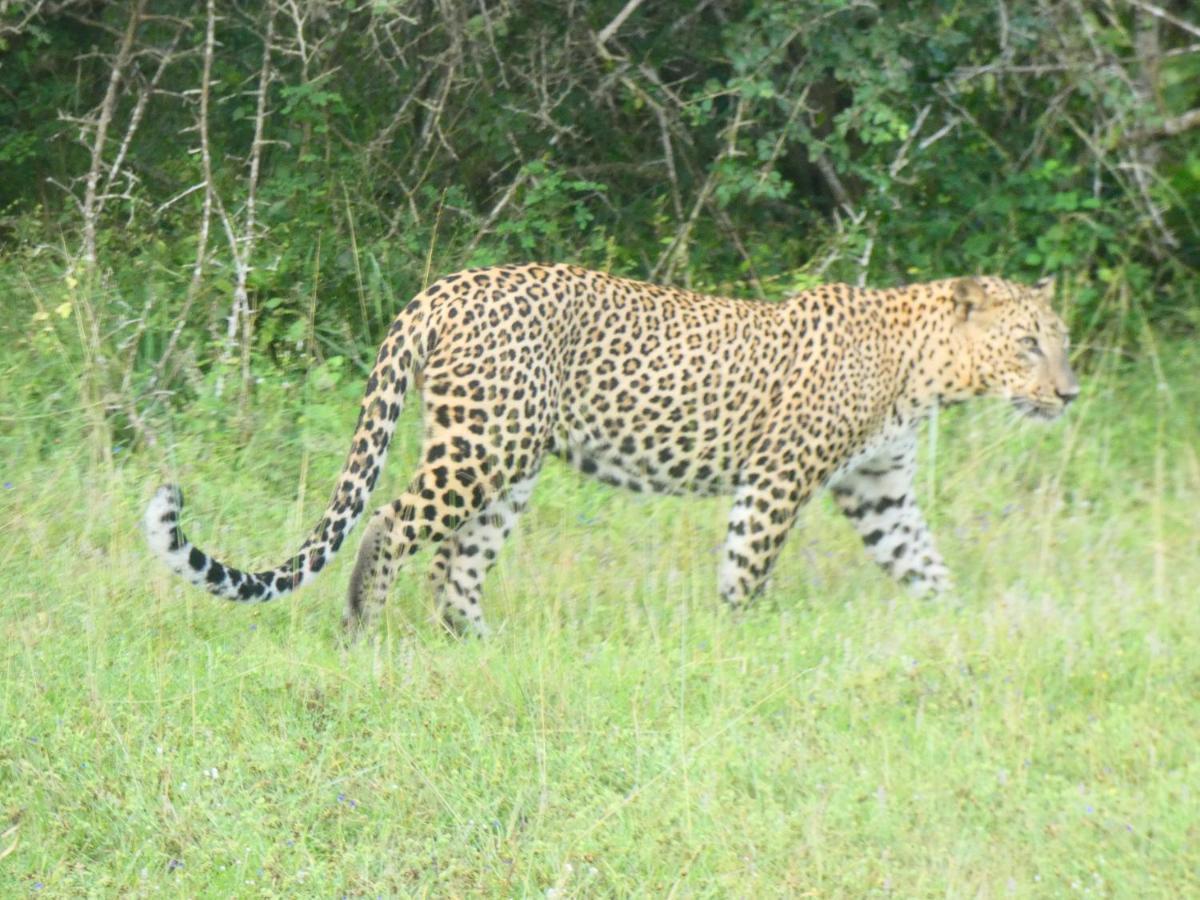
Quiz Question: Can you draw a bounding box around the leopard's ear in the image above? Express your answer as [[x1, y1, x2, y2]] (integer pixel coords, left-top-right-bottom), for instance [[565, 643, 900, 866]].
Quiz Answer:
[[952, 277, 991, 322], [1033, 276, 1056, 302]]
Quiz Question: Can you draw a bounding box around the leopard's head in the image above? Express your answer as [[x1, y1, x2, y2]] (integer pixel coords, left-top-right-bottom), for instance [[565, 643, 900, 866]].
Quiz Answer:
[[954, 276, 1079, 421]]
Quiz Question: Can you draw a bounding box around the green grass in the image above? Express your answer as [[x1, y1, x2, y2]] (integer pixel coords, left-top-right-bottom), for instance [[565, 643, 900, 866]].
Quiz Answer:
[[2, 338, 1199, 897]]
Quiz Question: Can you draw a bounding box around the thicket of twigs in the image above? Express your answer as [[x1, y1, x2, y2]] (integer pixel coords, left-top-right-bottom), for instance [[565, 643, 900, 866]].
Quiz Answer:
[[2, 1, 1197, 444]]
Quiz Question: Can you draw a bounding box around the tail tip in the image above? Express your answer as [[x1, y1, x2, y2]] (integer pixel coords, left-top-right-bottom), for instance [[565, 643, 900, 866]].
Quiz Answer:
[[144, 483, 186, 555], [157, 483, 184, 509]]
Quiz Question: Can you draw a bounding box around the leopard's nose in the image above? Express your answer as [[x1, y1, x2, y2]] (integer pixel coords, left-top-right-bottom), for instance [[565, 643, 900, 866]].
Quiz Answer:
[[1056, 366, 1080, 405]]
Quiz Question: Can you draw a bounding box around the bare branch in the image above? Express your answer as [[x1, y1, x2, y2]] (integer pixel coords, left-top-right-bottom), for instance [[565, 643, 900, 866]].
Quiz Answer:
[[887, 104, 931, 178], [151, 0, 218, 393], [217, 3, 276, 399], [595, 0, 648, 47], [1125, 0, 1200, 42], [917, 117, 958, 151], [1124, 107, 1200, 142], [653, 94, 748, 285], [101, 24, 185, 203], [79, 0, 146, 267], [0, 0, 47, 38], [461, 168, 531, 259], [813, 154, 853, 210], [656, 104, 684, 223]]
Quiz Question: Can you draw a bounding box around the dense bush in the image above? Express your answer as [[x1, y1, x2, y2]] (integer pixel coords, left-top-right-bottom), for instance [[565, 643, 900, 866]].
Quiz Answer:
[[1, 0, 1197, 444]]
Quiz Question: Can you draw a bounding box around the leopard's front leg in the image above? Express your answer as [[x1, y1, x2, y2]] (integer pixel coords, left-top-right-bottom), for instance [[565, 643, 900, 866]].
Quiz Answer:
[[717, 421, 826, 609]]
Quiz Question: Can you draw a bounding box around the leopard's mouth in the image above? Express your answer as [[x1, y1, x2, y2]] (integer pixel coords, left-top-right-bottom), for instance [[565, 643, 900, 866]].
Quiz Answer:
[[1012, 398, 1065, 421]]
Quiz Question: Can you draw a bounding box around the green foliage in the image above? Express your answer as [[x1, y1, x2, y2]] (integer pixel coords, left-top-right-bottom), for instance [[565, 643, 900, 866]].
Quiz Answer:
[[483, 161, 609, 263], [0, 0, 1197, 428]]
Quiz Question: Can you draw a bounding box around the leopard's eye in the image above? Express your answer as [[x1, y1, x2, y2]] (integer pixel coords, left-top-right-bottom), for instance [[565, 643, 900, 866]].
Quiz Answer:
[[1019, 335, 1042, 355]]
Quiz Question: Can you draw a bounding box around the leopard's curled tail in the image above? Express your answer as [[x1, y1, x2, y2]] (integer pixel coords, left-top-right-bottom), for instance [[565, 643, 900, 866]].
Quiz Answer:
[[143, 301, 435, 602]]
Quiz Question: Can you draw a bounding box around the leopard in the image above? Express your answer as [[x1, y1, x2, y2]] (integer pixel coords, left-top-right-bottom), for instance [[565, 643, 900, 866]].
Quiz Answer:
[[144, 264, 1079, 637]]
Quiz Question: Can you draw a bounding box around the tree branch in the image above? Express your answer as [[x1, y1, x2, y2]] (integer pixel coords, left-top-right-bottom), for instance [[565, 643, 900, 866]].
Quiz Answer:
[[1125, 0, 1200, 42], [1124, 107, 1200, 143], [595, 0, 648, 47], [79, 0, 145, 267]]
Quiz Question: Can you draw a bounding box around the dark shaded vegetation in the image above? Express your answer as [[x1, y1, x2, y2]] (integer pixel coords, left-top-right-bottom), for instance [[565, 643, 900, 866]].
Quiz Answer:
[[1, 1, 1197, 448]]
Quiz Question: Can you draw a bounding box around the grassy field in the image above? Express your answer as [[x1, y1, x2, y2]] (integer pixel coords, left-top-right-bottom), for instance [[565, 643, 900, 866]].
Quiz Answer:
[[2, 334, 1198, 897]]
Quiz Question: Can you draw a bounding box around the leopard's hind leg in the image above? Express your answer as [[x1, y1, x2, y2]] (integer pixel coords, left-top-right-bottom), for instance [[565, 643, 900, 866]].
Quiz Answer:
[[345, 448, 500, 636], [426, 472, 540, 637]]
